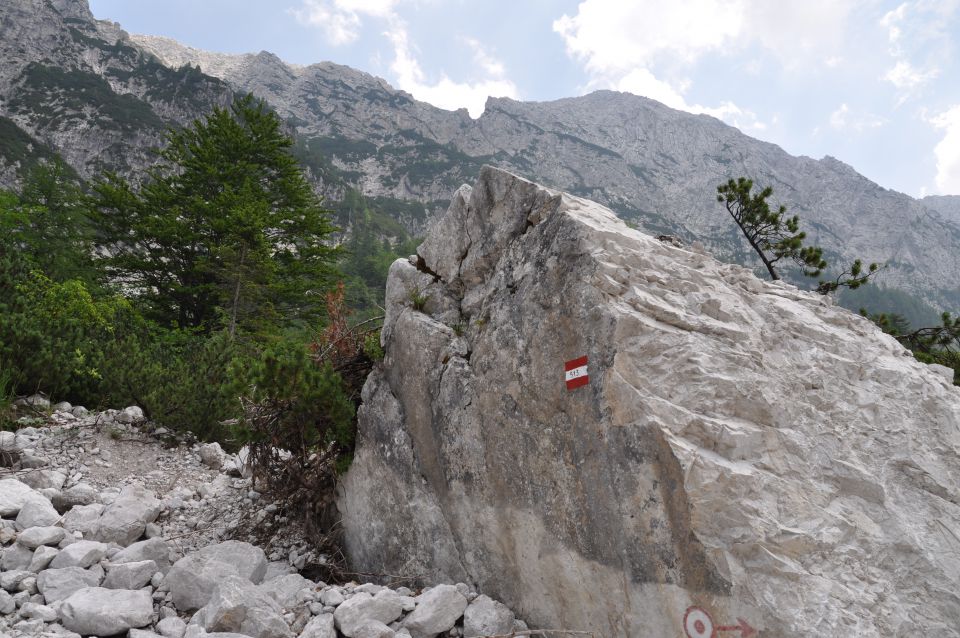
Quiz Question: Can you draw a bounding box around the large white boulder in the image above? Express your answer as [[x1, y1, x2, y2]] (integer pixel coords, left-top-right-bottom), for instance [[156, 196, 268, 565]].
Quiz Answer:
[[60, 587, 154, 635], [339, 167, 960, 637], [111, 537, 173, 572], [14, 498, 60, 530], [102, 559, 158, 590]]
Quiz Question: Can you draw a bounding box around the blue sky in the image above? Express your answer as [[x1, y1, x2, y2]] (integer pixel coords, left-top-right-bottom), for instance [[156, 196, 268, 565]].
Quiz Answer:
[[88, 0, 960, 198]]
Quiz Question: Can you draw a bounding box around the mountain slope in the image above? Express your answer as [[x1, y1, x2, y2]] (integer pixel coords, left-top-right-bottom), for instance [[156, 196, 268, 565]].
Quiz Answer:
[[133, 33, 960, 310], [0, 0, 233, 183], [2, 0, 958, 310]]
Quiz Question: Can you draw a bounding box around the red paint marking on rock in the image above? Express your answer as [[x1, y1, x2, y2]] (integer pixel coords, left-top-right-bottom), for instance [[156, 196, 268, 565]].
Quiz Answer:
[[684, 607, 757, 638], [717, 618, 757, 638], [564, 356, 589, 390]]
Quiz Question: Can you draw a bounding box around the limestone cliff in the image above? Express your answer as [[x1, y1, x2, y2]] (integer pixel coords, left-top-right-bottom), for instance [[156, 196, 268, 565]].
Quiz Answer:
[[339, 167, 960, 637]]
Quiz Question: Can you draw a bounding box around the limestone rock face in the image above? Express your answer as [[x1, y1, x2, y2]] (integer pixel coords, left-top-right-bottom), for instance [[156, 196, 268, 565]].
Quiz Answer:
[[339, 166, 960, 638]]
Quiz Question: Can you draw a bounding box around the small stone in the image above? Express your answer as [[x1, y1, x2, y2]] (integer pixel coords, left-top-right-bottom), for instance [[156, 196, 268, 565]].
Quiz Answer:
[[27, 545, 59, 572], [36, 566, 102, 603], [48, 539, 109, 569], [15, 499, 61, 530], [18, 525, 66, 549], [115, 406, 145, 424], [19, 601, 58, 621], [300, 613, 336, 638], [103, 559, 159, 590], [157, 615, 187, 638], [401, 585, 468, 638], [320, 588, 345, 607]]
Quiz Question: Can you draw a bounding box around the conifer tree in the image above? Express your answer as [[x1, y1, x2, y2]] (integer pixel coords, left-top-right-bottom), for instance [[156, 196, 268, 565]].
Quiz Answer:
[[93, 95, 339, 335], [717, 177, 880, 293]]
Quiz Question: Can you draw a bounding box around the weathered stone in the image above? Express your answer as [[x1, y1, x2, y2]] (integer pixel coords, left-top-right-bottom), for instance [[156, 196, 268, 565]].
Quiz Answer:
[[334, 591, 404, 638], [0, 569, 31, 591], [102, 559, 158, 590], [193, 575, 292, 638], [19, 469, 67, 491], [26, 544, 58, 572], [2, 542, 34, 570], [115, 405, 145, 423], [60, 587, 153, 635], [48, 539, 109, 569], [19, 601, 58, 621], [319, 588, 345, 607], [36, 566, 101, 603], [463, 595, 515, 637], [18, 525, 65, 548], [0, 588, 14, 613], [90, 484, 161, 546], [156, 616, 188, 638], [62, 502, 104, 537], [401, 585, 467, 638], [164, 541, 267, 611], [15, 498, 60, 530], [198, 442, 226, 469], [129, 630, 165, 638], [299, 613, 336, 638], [339, 167, 960, 637], [51, 483, 98, 513], [258, 572, 313, 608], [111, 537, 172, 572], [353, 620, 396, 638], [0, 478, 47, 517]]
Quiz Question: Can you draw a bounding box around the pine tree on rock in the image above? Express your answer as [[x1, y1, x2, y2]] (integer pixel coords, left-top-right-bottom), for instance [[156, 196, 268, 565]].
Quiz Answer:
[[716, 177, 827, 281], [93, 94, 339, 335]]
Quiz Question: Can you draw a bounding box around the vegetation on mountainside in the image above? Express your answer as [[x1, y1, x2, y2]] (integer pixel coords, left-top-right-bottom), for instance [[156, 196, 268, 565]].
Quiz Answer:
[[0, 95, 404, 479]]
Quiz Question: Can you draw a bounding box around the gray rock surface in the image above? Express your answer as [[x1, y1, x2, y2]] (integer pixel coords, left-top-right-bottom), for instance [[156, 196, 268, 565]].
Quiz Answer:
[[192, 575, 292, 638], [48, 540, 108, 569], [258, 573, 313, 608], [463, 595, 514, 637], [157, 616, 188, 638], [401, 585, 467, 638], [102, 559, 158, 590], [333, 592, 404, 638], [14, 498, 60, 530], [339, 167, 960, 638], [62, 503, 104, 537], [36, 566, 101, 603], [0, 479, 46, 517], [111, 537, 172, 572], [60, 587, 153, 635], [299, 613, 336, 638], [164, 541, 267, 611], [90, 484, 161, 546], [17, 525, 65, 549]]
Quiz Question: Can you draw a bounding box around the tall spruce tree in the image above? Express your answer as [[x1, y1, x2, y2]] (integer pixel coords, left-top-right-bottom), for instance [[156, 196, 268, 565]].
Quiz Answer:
[[93, 95, 339, 335]]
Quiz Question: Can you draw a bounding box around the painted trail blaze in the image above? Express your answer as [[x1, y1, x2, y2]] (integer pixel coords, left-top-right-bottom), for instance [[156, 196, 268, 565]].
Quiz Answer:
[[564, 355, 589, 390]]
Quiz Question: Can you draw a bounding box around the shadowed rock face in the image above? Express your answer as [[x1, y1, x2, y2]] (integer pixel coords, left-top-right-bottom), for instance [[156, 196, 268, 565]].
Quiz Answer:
[[338, 166, 960, 637]]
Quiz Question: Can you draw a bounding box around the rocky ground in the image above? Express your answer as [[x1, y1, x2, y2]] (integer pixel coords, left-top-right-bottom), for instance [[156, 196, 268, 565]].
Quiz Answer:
[[0, 397, 528, 638]]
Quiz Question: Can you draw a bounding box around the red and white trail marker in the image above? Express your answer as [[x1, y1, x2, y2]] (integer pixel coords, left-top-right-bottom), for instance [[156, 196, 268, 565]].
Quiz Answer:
[[683, 606, 757, 638], [564, 356, 589, 391]]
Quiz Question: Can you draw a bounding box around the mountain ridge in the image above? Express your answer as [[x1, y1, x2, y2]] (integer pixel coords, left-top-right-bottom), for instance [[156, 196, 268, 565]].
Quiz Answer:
[[2, 0, 959, 310]]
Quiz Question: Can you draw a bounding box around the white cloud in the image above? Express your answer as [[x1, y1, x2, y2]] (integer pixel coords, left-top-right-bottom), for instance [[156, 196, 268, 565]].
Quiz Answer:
[[553, 0, 857, 76], [553, 0, 743, 74], [878, 1, 958, 99], [385, 23, 517, 117], [292, 0, 517, 117], [930, 105, 960, 194], [829, 103, 886, 132], [290, 0, 400, 45], [884, 60, 938, 90]]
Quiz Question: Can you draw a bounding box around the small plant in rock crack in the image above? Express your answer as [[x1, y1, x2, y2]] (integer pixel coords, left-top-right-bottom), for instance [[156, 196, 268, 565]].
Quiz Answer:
[[408, 286, 430, 312], [450, 320, 467, 337]]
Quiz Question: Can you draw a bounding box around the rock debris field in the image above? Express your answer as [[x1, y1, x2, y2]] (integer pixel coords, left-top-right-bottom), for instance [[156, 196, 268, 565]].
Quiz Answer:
[[0, 398, 528, 638]]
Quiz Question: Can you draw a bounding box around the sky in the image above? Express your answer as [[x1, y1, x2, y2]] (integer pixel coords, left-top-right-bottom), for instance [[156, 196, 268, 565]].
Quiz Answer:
[[87, 0, 960, 198]]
